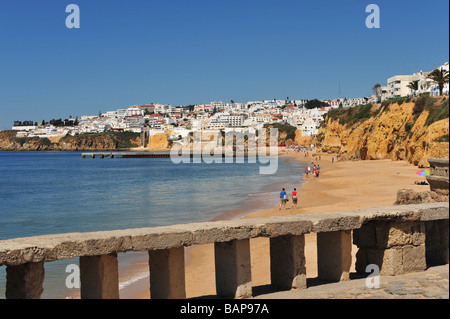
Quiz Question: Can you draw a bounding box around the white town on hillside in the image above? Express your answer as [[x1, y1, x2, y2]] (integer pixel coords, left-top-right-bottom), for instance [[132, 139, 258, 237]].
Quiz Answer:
[[11, 62, 449, 145]]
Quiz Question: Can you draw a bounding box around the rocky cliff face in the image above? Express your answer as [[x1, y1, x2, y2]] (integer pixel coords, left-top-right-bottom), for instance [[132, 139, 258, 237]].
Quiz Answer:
[[0, 131, 141, 151], [294, 129, 313, 147], [145, 132, 171, 149], [316, 97, 449, 167]]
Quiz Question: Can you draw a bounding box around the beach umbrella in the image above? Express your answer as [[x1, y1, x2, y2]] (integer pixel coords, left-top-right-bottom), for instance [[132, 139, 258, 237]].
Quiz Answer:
[[416, 169, 430, 176]]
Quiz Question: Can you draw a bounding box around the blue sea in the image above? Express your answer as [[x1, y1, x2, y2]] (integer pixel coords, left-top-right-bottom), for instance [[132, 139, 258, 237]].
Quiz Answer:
[[0, 151, 306, 298]]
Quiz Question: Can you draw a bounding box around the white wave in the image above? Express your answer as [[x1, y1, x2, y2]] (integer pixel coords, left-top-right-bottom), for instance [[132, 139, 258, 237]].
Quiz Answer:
[[119, 272, 149, 290]]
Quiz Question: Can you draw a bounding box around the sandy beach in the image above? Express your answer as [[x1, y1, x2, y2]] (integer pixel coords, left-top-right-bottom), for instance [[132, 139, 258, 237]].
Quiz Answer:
[[126, 149, 428, 299]]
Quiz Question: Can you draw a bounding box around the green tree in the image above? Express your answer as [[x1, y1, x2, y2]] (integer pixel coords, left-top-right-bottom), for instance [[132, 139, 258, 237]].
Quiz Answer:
[[427, 68, 449, 96], [305, 99, 328, 109], [407, 80, 419, 97]]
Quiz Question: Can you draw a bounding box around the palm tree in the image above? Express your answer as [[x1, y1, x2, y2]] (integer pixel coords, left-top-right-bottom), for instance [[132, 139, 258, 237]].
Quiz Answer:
[[407, 80, 419, 97], [427, 68, 449, 96]]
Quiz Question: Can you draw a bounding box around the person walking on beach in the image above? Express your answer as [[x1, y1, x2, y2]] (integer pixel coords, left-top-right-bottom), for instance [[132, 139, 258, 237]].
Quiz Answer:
[[279, 188, 287, 210], [292, 188, 298, 209], [305, 167, 309, 178]]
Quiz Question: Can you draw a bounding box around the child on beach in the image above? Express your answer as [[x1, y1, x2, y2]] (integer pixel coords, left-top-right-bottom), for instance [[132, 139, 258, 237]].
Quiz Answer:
[[279, 188, 287, 210]]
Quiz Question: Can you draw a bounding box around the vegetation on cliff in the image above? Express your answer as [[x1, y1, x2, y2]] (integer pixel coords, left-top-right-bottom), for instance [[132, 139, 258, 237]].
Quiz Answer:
[[316, 96, 449, 167], [324, 103, 374, 126], [263, 123, 298, 145]]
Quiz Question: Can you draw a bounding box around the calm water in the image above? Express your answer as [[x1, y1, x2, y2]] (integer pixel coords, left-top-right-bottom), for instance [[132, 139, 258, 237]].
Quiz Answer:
[[0, 151, 306, 298]]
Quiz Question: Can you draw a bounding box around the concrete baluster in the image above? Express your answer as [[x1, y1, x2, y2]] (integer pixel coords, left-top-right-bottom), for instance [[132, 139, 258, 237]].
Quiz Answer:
[[270, 234, 306, 290], [6, 262, 45, 299], [80, 253, 119, 299], [214, 238, 252, 298], [317, 230, 352, 281], [148, 247, 186, 299]]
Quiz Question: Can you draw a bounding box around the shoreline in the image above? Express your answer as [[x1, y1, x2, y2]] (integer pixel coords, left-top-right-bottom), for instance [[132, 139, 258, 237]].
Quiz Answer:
[[61, 154, 306, 299], [126, 149, 428, 299], [59, 148, 430, 299], [119, 154, 307, 299]]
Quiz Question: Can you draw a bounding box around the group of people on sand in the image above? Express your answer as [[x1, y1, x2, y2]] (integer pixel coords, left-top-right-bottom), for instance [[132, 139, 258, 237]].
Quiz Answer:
[[279, 161, 323, 210], [304, 163, 320, 178], [279, 187, 298, 210]]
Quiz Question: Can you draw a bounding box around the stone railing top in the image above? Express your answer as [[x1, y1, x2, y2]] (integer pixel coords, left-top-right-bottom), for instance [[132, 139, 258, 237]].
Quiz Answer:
[[428, 158, 449, 166], [428, 158, 449, 178], [0, 202, 448, 267]]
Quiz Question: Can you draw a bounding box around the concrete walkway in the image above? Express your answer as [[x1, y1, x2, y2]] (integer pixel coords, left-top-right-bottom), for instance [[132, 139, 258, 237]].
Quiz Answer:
[[253, 265, 449, 299]]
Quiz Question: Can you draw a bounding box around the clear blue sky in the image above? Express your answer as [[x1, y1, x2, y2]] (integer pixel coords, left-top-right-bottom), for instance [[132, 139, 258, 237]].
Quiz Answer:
[[0, 0, 448, 129]]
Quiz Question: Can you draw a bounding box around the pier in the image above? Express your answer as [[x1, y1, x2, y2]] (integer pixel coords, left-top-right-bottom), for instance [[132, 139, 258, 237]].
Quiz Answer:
[[81, 151, 173, 159], [81, 150, 267, 159]]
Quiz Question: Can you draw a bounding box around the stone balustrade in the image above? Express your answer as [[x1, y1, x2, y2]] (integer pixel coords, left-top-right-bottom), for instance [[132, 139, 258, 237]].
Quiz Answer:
[[427, 158, 449, 199], [0, 202, 448, 299]]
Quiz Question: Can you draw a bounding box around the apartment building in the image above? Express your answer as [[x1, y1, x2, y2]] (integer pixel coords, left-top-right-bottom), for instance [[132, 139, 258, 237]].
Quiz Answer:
[[385, 62, 449, 98]]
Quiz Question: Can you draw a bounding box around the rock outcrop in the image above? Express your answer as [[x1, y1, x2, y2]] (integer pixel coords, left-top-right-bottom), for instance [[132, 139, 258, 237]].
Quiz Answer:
[[317, 97, 449, 167], [395, 158, 449, 205], [294, 129, 313, 147], [0, 131, 142, 151]]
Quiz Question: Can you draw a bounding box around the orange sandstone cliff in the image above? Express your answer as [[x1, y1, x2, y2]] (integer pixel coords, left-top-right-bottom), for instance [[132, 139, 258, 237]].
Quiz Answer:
[[315, 96, 449, 167]]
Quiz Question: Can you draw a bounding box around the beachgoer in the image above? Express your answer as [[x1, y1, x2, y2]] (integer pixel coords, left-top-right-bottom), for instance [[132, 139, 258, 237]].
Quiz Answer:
[[292, 188, 298, 209], [279, 188, 287, 210], [305, 167, 308, 178]]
